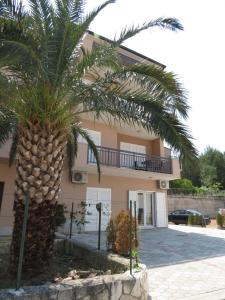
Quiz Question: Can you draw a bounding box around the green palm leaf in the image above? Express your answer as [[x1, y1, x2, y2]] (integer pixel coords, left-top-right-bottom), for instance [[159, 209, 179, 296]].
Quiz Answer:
[[114, 17, 183, 45]]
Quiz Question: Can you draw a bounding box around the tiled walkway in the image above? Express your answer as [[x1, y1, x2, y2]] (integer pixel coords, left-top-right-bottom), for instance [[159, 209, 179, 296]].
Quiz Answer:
[[72, 225, 225, 300]]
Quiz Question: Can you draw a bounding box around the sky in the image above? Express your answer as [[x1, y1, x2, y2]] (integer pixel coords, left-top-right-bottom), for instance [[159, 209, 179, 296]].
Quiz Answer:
[[83, 0, 225, 154]]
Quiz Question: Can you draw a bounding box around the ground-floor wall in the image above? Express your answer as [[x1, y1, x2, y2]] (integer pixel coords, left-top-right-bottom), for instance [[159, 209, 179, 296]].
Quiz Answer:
[[0, 163, 16, 234], [0, 162, 167, 235]]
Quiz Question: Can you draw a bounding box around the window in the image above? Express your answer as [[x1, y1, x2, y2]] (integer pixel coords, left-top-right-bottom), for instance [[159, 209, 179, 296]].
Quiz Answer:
[[0, 182, 4, 212], [120, 142, 146, 168], [120, 142, 146, 154], [78, 129, 101, 146]]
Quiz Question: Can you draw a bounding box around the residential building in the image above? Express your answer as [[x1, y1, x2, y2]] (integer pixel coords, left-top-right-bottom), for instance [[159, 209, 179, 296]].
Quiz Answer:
[[0, 31, 180, 235]]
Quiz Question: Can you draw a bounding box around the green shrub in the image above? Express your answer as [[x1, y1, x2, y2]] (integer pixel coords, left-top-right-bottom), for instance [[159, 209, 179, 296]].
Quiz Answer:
[[106, 210, 138, 257], [188, 214, 194, 225], [216, 213, 225, 228], [55, 204, 66, 227], [188, 214, 203, 226], [169, 179, 197, 195]]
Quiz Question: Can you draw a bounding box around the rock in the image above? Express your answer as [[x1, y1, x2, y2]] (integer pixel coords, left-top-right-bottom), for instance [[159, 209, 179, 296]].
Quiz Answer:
[[87, 273, 97, 278], [33, 134, 39, 142], [43, 174, 51, 183], [32, 168, 41, 177], [35, 180, 42, 188], [27, 175, 35, 184], [32, 145, 38, 155], [68, 270, 77, 278], [42, 186, 49, 195], [41, 162, 48, 171]]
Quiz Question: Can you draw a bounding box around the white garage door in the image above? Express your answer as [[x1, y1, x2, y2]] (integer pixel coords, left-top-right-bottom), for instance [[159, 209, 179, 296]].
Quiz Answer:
[[85, 187, 111, 231]]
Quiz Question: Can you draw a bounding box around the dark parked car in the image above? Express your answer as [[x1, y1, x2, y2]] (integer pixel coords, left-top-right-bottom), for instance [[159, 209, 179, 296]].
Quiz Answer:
[[168, 209, 211, 225]]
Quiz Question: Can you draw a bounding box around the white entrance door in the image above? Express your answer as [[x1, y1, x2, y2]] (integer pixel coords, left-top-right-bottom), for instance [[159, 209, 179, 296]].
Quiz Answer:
[[128, 190, 155, 228], [155, 192, 168, 227], [85, 187, 111, 231]]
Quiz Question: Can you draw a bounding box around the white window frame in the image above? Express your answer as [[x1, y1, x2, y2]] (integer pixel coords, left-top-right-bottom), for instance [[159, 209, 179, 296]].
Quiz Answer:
[[78, 129, 101, 146], [129, 190, 155, 229]]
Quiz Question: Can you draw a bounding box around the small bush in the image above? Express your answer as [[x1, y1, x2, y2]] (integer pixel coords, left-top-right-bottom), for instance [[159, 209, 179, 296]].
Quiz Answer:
[[106, 210, 138, 257], [216, 213, 225, 228], [188, 214, 203, 226], [188, 214, 194, 225]]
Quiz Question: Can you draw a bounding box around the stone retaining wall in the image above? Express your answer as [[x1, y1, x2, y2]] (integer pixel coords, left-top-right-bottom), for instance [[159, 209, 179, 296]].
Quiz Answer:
[[0, 239, 150, 300], [168, 195, 225, 218], [0, 268, 149, 300]]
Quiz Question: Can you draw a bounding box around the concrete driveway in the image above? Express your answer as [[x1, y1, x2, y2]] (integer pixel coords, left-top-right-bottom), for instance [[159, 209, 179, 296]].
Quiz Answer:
[[140, 225, 225, 300], [72, 225, 225, 300]]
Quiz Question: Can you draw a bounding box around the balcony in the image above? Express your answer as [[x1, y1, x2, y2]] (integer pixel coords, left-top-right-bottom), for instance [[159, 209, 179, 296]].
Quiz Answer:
[[87, 146, 172, 174]]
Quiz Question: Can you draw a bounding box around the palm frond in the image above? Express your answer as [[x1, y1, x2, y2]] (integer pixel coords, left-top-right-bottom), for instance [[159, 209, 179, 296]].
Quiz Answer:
[[70, 0, 86, 23], [68, 123, 101, 181], [67, 123, 79, 178], [75, 44, 119, 79], [0, 72, 17, 104], [0, 106, 17, 147], [0, 39, 46, 79], [9, 126, 18, 166], [80, 0, 116, 29], [0, 0, 196, 167], [110, 64, 189, 119], [71, 81, 197, 163], [0, 0, 25, 21], [114, 17, 183, 45]]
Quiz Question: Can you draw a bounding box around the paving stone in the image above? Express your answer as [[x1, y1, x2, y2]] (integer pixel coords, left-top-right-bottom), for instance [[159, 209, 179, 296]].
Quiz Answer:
[[69, 225, 225, 299]]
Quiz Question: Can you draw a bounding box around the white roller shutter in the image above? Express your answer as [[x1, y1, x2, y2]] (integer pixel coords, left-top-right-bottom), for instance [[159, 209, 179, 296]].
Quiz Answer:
[[155, 192, 168, 227], [85, 188, 99, 231], [85, 187, 111, 231], [120, 142, 146, 154]]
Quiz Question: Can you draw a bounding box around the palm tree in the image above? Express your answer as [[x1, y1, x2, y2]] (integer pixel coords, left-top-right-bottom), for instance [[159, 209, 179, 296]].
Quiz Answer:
[[0, 0, 197, 271]]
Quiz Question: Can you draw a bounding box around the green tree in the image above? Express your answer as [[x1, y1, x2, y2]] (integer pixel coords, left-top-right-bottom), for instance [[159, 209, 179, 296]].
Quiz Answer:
[[199, 146, 225, 188], [181, 159, 201, 187], [169, 178, 197, 194], [0, 0, 197, 271]]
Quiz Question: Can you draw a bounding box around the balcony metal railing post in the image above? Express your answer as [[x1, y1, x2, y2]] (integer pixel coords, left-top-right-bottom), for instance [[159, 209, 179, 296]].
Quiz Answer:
[[87, 146, 172, 174]]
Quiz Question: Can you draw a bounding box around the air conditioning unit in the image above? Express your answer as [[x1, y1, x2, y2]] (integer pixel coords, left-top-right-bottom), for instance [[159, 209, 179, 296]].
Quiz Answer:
[[71, 170, 88, 184], [158, 180, 169, 190]]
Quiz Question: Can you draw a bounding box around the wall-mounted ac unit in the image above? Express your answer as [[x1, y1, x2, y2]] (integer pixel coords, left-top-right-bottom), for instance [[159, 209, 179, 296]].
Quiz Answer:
[[158, 180, 169, 190], [71, 170, 88, 184]]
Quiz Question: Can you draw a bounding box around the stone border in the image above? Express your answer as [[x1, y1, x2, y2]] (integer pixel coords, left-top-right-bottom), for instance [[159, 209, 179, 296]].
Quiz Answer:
[[0, 239, 150, 300], [0, 268, 149, 300]]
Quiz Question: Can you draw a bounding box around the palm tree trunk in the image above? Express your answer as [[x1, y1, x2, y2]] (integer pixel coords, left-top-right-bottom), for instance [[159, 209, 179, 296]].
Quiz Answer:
[[10, 122, 67, 272]]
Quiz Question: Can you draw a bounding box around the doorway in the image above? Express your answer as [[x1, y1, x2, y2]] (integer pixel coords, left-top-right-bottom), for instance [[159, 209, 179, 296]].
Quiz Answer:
[[129, 191, 156, 228]]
